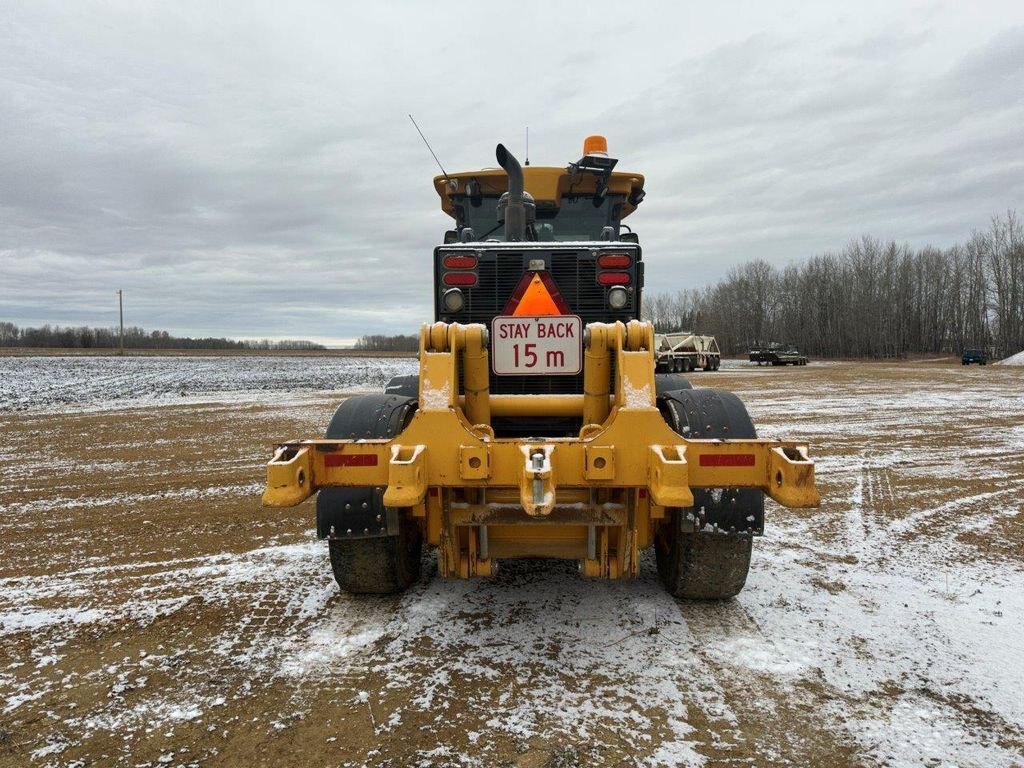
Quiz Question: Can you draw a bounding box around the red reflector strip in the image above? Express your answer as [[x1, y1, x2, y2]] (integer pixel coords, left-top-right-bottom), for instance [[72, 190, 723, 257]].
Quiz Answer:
[[443, 272, 478, 286], [324, 453, 379, 467], [699, 454, 756, 467], [443, 254, 478, 269], [598, 253, 631, 268], [597, 272, 631, 285]]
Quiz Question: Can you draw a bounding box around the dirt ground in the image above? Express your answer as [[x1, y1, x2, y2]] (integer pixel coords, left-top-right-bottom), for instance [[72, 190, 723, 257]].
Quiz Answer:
[[1, 361, 1022, 767]]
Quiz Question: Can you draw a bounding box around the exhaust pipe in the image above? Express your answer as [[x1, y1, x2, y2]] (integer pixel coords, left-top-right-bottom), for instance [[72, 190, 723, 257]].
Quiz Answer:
[[496, 143, 526, 242]]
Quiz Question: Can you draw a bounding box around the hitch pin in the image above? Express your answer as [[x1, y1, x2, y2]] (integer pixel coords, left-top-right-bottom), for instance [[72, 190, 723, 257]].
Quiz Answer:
[[531, 451, 545, 506]]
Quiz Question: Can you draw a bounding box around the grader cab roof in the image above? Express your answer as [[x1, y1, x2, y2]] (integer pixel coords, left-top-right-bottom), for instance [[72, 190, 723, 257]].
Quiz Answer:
[[433, 161, 646, 220]]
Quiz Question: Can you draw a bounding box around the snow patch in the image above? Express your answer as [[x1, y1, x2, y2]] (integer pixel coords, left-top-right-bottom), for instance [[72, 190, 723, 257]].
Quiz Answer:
[[622, 381, 654, 408], [420, 379, 450, 410], [994, 349, 1024, 366]]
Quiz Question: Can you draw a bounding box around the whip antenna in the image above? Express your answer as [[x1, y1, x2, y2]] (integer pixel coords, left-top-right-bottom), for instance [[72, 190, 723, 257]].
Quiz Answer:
[[408, 114, 449, 181]]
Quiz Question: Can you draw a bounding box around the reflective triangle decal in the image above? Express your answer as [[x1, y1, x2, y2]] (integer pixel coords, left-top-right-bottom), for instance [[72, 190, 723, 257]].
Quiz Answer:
[[503, 272, 571, 316]]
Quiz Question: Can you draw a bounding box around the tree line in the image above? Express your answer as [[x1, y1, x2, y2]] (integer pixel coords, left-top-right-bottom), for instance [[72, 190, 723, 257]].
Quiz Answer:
[[7, 211, 1019, 358], [644, 211, 1023, 359], [353, 334, 419, 352], [0, 323, 325, 351]]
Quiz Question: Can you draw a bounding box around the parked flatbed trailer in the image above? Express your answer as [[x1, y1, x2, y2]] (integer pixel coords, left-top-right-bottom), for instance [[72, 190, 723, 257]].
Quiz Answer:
[[749, 343, 808, 366]]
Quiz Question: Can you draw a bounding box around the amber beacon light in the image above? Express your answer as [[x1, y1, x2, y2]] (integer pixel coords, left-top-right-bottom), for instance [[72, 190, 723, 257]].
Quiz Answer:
[[583, 134, 608, 156]]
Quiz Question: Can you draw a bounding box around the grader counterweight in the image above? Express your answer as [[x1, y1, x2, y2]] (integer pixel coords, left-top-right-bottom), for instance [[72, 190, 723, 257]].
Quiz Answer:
[[263, 136, 819, 599]]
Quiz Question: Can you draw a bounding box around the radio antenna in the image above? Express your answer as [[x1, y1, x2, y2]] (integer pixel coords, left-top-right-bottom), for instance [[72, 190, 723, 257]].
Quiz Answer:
[[524, 126, 530, 166], [408, 114, 449, 181]]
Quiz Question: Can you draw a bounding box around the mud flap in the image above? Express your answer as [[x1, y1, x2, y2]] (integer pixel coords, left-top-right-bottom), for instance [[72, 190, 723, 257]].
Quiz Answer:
[[315, 394, 416, 540], [657, 388, 765, 535], [317, 487, 400, 539]]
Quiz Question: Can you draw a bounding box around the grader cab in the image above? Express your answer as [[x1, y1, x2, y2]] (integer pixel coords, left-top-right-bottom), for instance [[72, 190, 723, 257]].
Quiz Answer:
[[263, 136, 819, 599]]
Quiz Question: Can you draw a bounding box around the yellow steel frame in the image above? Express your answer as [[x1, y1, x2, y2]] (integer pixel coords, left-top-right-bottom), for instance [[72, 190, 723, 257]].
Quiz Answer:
[[263, 320, 819, 579]]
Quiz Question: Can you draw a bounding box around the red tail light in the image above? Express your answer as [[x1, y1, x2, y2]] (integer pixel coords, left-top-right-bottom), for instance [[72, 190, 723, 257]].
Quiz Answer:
[[597, 272, 631, 285], [598, 254, 631, 268], [443, 272, 478, 287], [443, 254, 478, 269]]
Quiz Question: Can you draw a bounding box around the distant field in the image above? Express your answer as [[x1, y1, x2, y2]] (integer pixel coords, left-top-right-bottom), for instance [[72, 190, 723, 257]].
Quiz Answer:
[[1, 360, 1022, 767], [0, 347, 415, 358], [0, 355, 418, 412]]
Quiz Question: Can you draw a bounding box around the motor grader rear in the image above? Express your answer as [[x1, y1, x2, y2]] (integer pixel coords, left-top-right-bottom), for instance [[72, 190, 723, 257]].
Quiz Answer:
[[263, 136, 819, 599]]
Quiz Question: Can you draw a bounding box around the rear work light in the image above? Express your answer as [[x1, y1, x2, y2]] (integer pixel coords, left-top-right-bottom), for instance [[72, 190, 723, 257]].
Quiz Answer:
[[607, 286, 629, 310], [443, 272, 478, 287], [597, 272, 631, 285], [442, 288, 465, 312], [443, 254, 478, 269], [598, 253, 631, 268]]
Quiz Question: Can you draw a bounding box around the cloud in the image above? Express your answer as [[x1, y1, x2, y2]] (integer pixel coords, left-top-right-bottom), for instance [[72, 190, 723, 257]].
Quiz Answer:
[[1, 3, 1022, 341]]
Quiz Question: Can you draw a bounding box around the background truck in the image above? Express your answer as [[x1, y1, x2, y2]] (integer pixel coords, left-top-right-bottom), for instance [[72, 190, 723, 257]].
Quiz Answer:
[[263, 136, 819, 600], [654, 332, 720, 372], [961, 348, 988, 365], [749, 342, 809, 366]]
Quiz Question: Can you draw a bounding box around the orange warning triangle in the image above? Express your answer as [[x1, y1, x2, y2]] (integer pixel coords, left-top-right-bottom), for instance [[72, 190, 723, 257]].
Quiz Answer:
[[504, 272, 571, 316], [514, 274, 560, 316]]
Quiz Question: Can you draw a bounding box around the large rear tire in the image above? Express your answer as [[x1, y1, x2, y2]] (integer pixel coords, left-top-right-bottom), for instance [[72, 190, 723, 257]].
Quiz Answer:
[[318, 395, 422, 595], [328, 521, 421, 595], [654, 373, 693, 396], [655, 388, 763, 599], [657, 527, 753, 600], [384, 374, 418, 398]]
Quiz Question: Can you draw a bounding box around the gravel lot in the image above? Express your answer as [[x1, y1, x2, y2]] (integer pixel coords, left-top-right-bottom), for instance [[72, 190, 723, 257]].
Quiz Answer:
[[1, 357, 1022, 767]]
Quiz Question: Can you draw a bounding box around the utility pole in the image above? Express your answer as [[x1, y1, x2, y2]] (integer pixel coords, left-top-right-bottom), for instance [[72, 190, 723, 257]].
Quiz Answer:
[[117, 290, 124, 356]]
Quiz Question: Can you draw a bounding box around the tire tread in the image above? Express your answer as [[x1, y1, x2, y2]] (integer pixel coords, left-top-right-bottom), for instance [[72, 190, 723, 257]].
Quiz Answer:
[[657, 530, 752, 600]]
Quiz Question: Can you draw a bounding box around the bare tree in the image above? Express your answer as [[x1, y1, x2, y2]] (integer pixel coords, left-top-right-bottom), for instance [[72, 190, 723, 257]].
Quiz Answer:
[[642, 209, 1022, 359], [986, 211, 1024, 357]]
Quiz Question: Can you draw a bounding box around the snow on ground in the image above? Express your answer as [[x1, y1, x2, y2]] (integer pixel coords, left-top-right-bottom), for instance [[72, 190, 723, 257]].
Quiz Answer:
[[1, 359, 1023, 765], [0, 354, 418, 413], [4, 532, 1021, 765], [995, 350, 1024, 366]]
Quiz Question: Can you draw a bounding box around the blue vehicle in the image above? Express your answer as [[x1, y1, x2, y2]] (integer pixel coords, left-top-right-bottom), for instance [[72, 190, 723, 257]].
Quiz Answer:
[[962, 349, 988, 365]]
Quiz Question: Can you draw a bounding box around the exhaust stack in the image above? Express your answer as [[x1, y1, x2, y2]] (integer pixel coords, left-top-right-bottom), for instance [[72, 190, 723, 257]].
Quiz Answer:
[[496, 143, 532, 242]]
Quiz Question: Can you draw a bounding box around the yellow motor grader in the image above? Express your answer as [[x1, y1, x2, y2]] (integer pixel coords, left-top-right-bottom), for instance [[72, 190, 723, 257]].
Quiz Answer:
[[263, 136, 819, 599]]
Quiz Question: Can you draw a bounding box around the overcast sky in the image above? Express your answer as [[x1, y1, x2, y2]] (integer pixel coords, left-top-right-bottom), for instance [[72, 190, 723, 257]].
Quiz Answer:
[[2, 1, 1022, 346]]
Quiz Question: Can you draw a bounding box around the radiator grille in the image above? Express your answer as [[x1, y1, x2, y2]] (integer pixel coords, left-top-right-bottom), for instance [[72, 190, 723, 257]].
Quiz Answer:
[[441, 248, 635, 395]]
